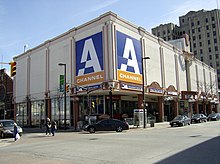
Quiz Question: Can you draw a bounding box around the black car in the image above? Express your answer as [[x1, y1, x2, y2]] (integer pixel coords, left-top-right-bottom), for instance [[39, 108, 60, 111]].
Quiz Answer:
[[207, 113, 220, 121], [170, 115, 191, 127], [191, 114, 207, 123], [0, 120, 23, 138], [83, 119, 129, 133]]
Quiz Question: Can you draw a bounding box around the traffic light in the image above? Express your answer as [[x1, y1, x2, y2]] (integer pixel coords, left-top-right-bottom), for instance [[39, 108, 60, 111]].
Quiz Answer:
[[109, 87, 112, 96], [10, 61, 16, 77], [91, 101, 95, 108], [66, 84, 70, 92]]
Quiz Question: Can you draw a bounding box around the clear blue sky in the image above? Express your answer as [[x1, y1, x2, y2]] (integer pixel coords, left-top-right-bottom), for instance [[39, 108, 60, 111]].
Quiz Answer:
[[0, 0, 219, 73]]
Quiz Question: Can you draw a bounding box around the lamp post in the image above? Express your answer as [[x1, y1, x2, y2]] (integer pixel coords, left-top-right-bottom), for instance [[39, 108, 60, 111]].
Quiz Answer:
[[58, 63, 67, 129], [142, 57, 150, 128], [24, 44, 28, 53]]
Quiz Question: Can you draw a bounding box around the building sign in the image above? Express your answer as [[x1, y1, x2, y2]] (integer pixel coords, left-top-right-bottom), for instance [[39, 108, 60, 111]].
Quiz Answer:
[[76, 32, 104, 86], [121, 83, 142, 91], [117, 31, 142, 85], [167, 91, 178, 96], [149, 88, 163, 94]]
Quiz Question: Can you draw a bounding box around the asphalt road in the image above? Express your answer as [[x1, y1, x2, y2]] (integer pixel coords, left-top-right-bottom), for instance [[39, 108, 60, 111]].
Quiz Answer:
[[0, 121, 220, 164]]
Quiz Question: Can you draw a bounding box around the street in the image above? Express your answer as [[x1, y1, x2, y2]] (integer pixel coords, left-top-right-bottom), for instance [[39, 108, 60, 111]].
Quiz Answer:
[[0, 121, 220, 164]]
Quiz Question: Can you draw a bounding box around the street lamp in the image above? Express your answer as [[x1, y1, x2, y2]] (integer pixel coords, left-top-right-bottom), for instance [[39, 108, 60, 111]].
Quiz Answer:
[[142, 57, 150, 128], [58, 63, 67, 129], [24, 44, 28, 53]]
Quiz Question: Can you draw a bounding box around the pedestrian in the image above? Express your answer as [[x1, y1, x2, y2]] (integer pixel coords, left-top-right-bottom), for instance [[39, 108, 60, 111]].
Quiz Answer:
[[134, 115, 139, 128], [51, 120, 57, 136], [45, 117, 51, 136], [14, 123, 20, 141]]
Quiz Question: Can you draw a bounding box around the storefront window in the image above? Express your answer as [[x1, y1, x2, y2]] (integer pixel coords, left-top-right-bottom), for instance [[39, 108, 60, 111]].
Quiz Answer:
[[51, 96, 70, 128], [31, 101, 45, 127], [79, 95, 104, 117], [16, 103, 27, 127]]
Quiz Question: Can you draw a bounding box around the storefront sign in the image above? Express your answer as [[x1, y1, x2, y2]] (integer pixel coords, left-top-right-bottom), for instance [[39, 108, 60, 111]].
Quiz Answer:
[[167, 91, 178, 96], [121, 83, 142, 91], [76, 84, 102, 93], [149, 88, 163, 94], [76, 32, 104, 86], [117, 31, 142, 84]]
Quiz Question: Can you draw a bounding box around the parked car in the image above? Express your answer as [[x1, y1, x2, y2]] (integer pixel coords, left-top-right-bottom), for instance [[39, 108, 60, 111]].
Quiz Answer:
[[191, 114, 207, 123], [0, 120, 23, 138], [170, 115, 191, 127], [83, 119, 129, 133], [207, 113, 220, 121]]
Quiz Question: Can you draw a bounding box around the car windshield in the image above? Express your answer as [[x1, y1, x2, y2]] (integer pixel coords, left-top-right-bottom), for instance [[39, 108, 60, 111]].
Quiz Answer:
[[174, 116, 183, 120], [209, 113, 217, 117], [192, 114, 200, 117], [1, 120, 14, 127]]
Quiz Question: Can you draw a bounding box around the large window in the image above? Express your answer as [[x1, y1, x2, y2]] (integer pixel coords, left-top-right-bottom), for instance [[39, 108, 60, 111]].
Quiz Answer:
[[31, 101, 45, 127], [16, 103, 27, 127], [51, 96, 70, 127]]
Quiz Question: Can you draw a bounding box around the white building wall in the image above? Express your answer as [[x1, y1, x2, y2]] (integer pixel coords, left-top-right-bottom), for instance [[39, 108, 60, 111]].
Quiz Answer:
[[49, 39, 71, 97], [178, 55, 187, 91], [189, 61, 198, 91], [163, 47, 176, 88], [15, 56, 28, 103], [145, 38, 162, 86], [197, 63, 205, 92], [29, 49, 46, 100]]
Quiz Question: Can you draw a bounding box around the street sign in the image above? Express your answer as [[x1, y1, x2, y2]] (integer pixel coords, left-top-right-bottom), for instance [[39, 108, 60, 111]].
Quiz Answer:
[[60, 75, 64, 92]]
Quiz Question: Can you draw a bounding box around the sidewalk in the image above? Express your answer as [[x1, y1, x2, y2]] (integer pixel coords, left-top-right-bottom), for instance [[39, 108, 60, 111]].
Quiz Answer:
[[23, 122, 170, 133], [22, 126, 79, 134], [129, 121, 170, 129]]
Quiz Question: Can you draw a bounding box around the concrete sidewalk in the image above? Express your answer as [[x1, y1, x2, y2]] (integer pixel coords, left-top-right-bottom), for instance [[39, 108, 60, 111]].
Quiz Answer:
[[129, 121, 170, 129], [23, 122, 170, 133], [22, 126, 79, 134]]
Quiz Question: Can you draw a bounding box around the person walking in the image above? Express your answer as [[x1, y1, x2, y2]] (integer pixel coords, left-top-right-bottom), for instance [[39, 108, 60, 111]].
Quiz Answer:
[[14, 123, 20, 141], [45, 117, 51, 136], [51, 120, 57, 136]]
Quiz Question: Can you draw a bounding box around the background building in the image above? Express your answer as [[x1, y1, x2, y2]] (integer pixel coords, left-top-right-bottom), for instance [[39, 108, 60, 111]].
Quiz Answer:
[[152, 9, 220, 88], [0, 69, 14, 119]]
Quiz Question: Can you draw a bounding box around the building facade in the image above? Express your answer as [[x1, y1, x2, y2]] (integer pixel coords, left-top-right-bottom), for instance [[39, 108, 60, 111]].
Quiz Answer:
[[0, 69, 14, 119], [152, 9, 220, 88], [13, 12, 218, 128]]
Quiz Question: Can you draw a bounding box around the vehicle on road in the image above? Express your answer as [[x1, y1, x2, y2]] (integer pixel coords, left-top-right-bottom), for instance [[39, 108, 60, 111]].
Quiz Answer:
[[0, 120, 23, 138], [207, 113, 220, 121], [191, 114, 207, 123], [170, 115, 191, 127], [83, 119, 129, 133]]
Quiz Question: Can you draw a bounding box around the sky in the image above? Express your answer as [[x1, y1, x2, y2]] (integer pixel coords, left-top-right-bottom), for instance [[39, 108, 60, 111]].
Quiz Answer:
[[0, 0, 219, 74]]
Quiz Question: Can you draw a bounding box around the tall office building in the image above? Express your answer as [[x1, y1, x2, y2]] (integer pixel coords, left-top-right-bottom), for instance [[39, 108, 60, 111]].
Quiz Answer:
[[152, 9, 220, 88]]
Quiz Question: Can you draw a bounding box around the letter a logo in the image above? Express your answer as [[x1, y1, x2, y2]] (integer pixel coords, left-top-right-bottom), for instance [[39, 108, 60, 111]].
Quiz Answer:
[[76, 32, 103, 76], [78, 38, 101, 75], [75, 32, 104, 86], [120, 38, 140, 74], [117, 31, 142, 84]]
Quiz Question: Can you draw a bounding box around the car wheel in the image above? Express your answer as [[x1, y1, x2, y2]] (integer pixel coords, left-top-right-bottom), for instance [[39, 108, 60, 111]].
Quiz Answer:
[[116, 126, 123, 132], [170, 124, 174, 127], [88, 127, 95, 133], [188, 122, 190, 125], [19, 133, 22, 136], [0, 132, 4, 138]]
